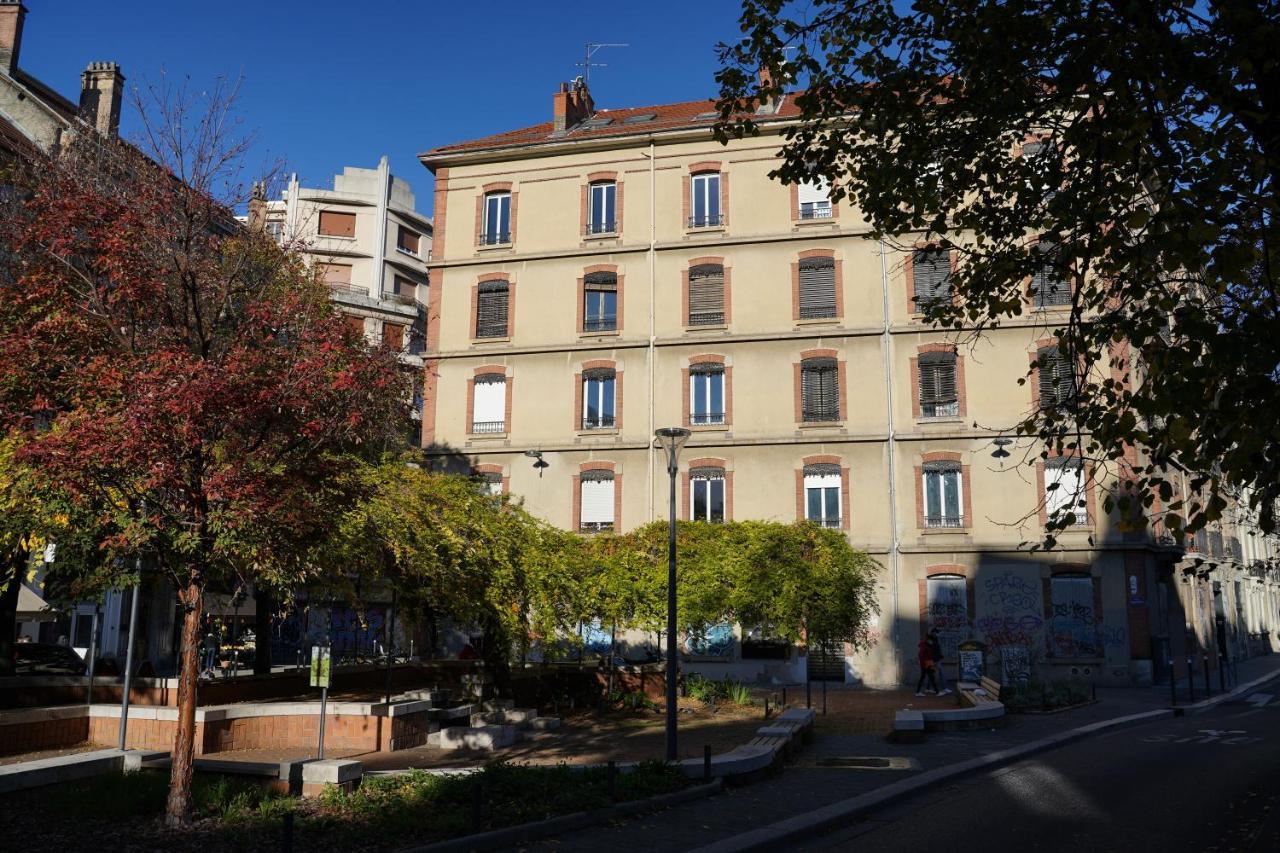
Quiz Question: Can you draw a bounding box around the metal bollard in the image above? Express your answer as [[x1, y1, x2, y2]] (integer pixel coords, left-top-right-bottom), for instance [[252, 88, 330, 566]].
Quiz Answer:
[[822, 678, 827, 715], [1220, 656, 1227, 694], [704, 744, 712, 780], [471, 779, 483, 831], [281, 812, 294, 853], [1187, 657, 1196, 703], [607, 760, 617, 801], [783, 685, 788, 707], [1203, 656, 1212, 698], [764, 696, 770, 719], [1169, 659, 1177, 707]]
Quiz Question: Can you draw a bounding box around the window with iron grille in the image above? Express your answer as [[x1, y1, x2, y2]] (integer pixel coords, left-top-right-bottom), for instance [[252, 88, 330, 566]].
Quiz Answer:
[[1037, 345, 1075, 408], [583, 272, 618, 332], [1045, 457, 1087, 525], [922, 461, 964, 528], [475, 280, 509, 338], [918, 351, 959, 418], [689, 363, 725, 425], [471, 374, 505, 434], [801, 358, 840, 422], [688, 264, 725, 326], [912, 248, 951, 310], [582, 368, 616, 429], [803, 463, 841, 528], [689, 172, 722, 227], [1032, 240, 1070, 306], [587, 182, 616, 234], [579, 470, 615, 532], [798, 257, 837, 319], [690, 467, 726, 522], [481, 192, 511, 245]]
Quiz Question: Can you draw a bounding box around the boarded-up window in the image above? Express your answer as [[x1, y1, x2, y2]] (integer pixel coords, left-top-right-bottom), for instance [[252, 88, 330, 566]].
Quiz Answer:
[[397, 226, 420, 255], [798, 257, 837, 319], [318, 211, 356, 238], [347, 316, 366, 339], [319, 263, 353, 285], [918, 351, 958, 417], [1049, 574, 1098, 658], [475, 280, 509, 338], [912, 249, 951, 310], [382, 322, 404, 350], [687, 264, 725, 326], [926, 574, 968, 659]]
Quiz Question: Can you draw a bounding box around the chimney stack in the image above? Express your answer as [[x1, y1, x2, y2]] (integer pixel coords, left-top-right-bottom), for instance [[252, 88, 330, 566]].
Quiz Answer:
[[247, 182, 267, 231], [552, 76, 594, 132], [79, 61, 125, 137], [0, 1, 26, 75]]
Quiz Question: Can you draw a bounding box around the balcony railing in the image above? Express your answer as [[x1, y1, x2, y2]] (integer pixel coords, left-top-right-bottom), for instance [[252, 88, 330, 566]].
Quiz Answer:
[[380, 289, 418, 306], [801, 408, 840, 423], [921, 401, 960, 418], [582, 414, 616, 430], [687, 214, 725, 228], [471, 420, 505, 435], [583, 316, 618, 333], [479, 231, 511, 246], [688, 311, 725, 326], [925, 515, 965, 529], [799, 202, 833, 220], [580, 521, 614, 533], [798, 304, 838, 320], [809, 517, 842, 529], [690, 412, 726, 426], [584, 221, 617, 236]]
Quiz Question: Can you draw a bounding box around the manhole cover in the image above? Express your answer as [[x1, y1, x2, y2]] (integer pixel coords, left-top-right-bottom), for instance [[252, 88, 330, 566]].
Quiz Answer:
[[815, 756, 912, 769]]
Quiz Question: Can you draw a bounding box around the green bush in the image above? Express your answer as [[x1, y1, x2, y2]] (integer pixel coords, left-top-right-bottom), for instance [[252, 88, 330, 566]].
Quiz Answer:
[[684, 675, 755, 707]]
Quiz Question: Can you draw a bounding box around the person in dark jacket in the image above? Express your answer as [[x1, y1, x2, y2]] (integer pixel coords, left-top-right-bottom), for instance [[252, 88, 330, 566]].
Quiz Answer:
[[927, 628, 953, 695], [915, 635, 939, 696]]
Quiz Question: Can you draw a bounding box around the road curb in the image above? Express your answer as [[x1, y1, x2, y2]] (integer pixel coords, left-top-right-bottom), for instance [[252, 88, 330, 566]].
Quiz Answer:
[[1178, 666, 1280, 716], [686, 709, 1173, 853]]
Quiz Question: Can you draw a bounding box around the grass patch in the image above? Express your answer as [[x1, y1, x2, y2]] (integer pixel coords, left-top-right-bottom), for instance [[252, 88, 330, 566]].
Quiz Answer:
[[1002, 679, 1093, 712], [685, 675, 757, 707]]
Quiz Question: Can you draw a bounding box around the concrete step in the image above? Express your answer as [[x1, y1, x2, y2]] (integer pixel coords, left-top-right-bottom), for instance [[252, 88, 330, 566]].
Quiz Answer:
[[529, 716, 561, 731], [430, 724, 516, 751], [472, 707, 538, 728], [481, 698, 515, 712]]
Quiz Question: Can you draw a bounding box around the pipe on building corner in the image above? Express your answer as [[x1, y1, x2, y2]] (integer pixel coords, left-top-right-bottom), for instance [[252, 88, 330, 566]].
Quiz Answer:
[[878, 238, 902, 684], [646, 140, 657, 524]]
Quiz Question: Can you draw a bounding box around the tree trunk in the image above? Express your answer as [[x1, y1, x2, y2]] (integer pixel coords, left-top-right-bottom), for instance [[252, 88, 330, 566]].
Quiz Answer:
[[0, 549, 26, 677], [253, 586, 272, 676], [165, 581, 203, 827]]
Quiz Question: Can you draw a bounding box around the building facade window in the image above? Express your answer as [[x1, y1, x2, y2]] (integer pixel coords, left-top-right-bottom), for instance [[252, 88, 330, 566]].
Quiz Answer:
[[803, 463, 842, 528], [583, 271, 618, 332], [687, 264, 726, 326], [925, 574, 968, 659], [480, 472, 504, 497], [922, 462, 964, 528], [800, 357, 840, 422], [689, 467, 726, 522], [918, 351, 959, 418], [579, 470, 615, 532], [1044, 457, 1087, 525], [1032, 240, 1070, 306], [587, 181, 616, 234], [798, 257, 837, 319], [797, 177, 832, 219], [1048, 573, 1099, 658], [481, 191, 511, 245], [581, 368, 616, 429], [319, 263, 353, 286], [396, 225, 421, 255], [475, 280, 509, 338], [689, 363, 725, 426], [382, 322, 405, 350], [318, 210, 356, 238], [1037, 344, 1075, 408], [912, 248, 951, 311], [471, 374, 506, 434], [689, 172, 722, 227]]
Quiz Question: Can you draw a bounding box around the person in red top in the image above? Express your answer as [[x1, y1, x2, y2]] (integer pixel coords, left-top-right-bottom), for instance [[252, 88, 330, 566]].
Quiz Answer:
[[915, 634, 939, 696]]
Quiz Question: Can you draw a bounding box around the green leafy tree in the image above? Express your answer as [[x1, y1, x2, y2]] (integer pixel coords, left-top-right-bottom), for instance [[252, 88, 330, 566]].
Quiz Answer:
[[716, 0, 1280, 538]]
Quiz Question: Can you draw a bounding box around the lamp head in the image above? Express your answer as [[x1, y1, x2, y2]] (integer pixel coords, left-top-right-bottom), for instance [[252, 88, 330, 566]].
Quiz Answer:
[[654, 427, 692, 472]]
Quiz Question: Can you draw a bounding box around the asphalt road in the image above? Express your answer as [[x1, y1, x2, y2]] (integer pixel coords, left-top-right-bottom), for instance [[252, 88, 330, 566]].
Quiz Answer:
[[799, 692, 1280, 852]]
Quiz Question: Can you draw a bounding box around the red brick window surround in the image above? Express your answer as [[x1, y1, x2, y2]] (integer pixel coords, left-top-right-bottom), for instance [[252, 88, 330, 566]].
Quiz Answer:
[[470, 274, 514, 341], [905, 246, 954, 316], [795, 455, 851, 531], [475, 181, 516, 247], [577, 264, 623, 334], [466, 365, 511, 436], [1037, 454, 1095, 529], [683, 257, 731, 328], [682, 354, 732, 428], [575, 359, 622, 432], [794, 348, 847, 424], [472, 463, 509, 497], [909, 343, 967, 420], [914, 450, 973, 531], [572, 461, 621, 533], [683, 161, 728, 229], [581, 171, 623, 237], [681, 457, 732, 523], [792, 249, 843, 322]]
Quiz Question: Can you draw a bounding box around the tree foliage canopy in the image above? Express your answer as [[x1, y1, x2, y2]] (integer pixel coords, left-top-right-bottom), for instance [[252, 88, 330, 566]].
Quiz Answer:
[[716, 0, 1280, 538]]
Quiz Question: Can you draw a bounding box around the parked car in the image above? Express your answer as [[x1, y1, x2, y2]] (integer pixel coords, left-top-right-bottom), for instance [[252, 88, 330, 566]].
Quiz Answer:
[[12, 642, 87, 675]]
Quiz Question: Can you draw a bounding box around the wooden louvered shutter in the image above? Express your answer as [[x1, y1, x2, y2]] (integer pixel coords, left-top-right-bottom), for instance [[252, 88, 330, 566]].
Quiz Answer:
[[475, 281, 509, 338], [919, 353, 957, 405], [1038, 346, 1073, 406], [1033, 241, 1070, 306], [688, 265, 725, 326], [801, 358, 839, 421], [912, 249, 951, 308], [798, 258, 837, 319]]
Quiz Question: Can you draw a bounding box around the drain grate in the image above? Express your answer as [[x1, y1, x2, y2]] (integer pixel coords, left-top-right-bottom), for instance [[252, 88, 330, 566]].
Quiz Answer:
[[815, 756, 912, 770]]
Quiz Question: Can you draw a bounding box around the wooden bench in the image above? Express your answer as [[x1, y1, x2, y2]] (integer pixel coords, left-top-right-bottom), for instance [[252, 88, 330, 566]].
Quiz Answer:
[[978, 676, 1001, 702]]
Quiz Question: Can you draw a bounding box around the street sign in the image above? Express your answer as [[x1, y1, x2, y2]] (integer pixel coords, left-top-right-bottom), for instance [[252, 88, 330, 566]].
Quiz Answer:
[[309, 645, 331, 688]]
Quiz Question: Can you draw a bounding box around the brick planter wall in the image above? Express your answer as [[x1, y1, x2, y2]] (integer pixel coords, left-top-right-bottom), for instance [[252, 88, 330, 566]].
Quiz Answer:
[[0, 715, 89, 755]]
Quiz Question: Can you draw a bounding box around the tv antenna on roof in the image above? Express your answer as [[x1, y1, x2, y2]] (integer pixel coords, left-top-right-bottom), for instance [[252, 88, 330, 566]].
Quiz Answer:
[[576, 42, 628, 87]]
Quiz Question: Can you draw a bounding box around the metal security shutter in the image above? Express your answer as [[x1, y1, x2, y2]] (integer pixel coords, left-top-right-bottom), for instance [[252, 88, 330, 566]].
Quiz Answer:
[[801, 358, 839, 421], [1038, 346, 1073, 407], [798, 178, 829, 205], [472, 375, 505, 431], [798, 258, 837, 319], [1033, 241, 1070, 306], [918, 352, 958, 406], [475, 281, 509, 338], [580, 473, 615, 527], [688, 264, 725, 325], [912, 249, 951, 307], [318, 211, 356, 238]]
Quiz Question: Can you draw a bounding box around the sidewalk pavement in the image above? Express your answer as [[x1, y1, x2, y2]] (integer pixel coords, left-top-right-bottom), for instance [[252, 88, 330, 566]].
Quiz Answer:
[[528, 653, 1280, 853]]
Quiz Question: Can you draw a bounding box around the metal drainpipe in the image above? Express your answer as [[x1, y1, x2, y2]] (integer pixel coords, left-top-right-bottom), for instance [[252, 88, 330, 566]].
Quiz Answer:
[[646, 140, 657, 523], [878, 239, 903, 684]]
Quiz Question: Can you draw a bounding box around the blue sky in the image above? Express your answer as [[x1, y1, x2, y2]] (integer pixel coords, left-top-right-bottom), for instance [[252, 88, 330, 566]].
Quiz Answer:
[[19, 1, 746, 215]]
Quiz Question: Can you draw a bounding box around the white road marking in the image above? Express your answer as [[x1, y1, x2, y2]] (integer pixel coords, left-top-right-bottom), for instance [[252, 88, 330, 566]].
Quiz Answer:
[[1247, 692, 1273, 707]]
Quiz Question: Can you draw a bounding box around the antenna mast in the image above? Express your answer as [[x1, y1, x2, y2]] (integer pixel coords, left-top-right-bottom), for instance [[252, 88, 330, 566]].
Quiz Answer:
[[576, 42, 628, 87]]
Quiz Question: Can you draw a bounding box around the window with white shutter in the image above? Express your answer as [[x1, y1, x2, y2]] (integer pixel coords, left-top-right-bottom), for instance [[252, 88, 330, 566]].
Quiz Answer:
[[471, 375, 505, 434], [690, 467, 726, 522], [803, 464, 842, 528], [475, 281, 509, 338], [1045, 458, 1087, 525], [801, 358, 840, 422], [797, 178, 832, 219], [580, 471, 615, 532], [1037, 345, 1075, 408], [798, 257, 837, 319], [687, 264, 725, 326], [1032, 240, 1070, 307], [912, 248, 951, 311], [922, 462, 964, 528], [918, 351, 959, 418]]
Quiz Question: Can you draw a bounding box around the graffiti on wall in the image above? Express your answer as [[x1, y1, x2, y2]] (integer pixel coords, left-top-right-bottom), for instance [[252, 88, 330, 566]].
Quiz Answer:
[[977, 572, 1045, 648], [926, 576, 968, 659], [684, 622, 736, 657], [329, 605, 387, 659]]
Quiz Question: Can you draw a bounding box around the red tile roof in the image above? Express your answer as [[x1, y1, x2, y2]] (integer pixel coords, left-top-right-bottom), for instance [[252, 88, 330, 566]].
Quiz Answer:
[[423, 94, 801, 159]]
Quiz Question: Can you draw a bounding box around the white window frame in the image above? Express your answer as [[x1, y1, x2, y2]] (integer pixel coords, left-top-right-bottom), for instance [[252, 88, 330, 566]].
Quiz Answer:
[[587, 181, 616, 234], [689, 471, 726, 523], [582, 372, 615, 429], [690, 172, 721, 227], [482, 192, 511, 244], [804, 472, 842, 528], [1045, 459, 1087, 525], [689, 367, 725, 426], [471, 376, 506, 433], [922, 465, 964, 528], [580, 476, 615, 530], [797, 177, 832, 219]]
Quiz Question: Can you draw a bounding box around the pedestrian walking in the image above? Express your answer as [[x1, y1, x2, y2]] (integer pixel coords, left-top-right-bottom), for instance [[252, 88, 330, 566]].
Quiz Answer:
[[915, 635, 939, 696], [927, 628, 953, 695]]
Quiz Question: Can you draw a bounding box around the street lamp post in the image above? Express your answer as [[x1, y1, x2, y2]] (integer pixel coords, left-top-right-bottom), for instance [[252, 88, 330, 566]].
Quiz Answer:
[[654, 427, 691, 762]]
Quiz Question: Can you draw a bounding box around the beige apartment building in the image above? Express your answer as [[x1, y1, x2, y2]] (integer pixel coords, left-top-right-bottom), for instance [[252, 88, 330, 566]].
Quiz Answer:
[[419, 78, 1280, 688]]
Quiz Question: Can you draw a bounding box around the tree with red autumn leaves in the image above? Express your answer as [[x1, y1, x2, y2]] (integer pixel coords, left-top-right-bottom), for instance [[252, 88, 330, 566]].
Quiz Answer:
[[0, 82, 408, 825]]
